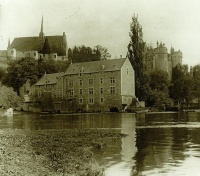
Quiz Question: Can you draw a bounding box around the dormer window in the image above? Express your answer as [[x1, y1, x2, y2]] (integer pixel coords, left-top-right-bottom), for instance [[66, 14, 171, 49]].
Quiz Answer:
[[79, 67, 84, 76]]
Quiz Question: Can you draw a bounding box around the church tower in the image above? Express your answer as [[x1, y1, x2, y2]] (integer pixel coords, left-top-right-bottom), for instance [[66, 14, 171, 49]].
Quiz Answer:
[[39, 16, 45, 39], [7, 38, 11, 49]]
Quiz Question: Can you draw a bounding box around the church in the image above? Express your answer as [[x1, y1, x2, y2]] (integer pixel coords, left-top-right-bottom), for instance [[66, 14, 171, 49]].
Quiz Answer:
[[2, 16, 68, 61]]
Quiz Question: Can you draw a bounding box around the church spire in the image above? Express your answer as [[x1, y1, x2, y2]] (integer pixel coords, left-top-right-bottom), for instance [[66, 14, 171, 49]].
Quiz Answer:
[[7, 38, 11, 49], [39, 15, 45, 39]]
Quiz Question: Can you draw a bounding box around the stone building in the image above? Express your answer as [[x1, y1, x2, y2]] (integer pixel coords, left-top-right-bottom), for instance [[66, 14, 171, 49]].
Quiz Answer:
[[33, 58, 135, 112], [0, 16, 68, 62], [33, 72, 64, 112], [144, 41, 182, 80]]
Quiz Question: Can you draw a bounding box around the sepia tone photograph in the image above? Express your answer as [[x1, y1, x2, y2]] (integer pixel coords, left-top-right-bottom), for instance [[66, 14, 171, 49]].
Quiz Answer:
[[0, 0, 200, 175]]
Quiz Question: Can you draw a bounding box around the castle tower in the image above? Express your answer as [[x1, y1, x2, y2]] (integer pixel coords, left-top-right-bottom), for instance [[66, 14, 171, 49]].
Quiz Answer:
[[154, 42, 169, 74], [39, 16, 45, 39], [171, 50, 182, 68]]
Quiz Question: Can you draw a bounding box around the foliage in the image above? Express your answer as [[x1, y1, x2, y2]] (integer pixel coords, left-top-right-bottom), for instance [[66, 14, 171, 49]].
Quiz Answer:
[[0, 67, 6, 81], [147, 90, 173, 109], [190, 64, 200, 104], [127, 15, 150, 101], [93, 45, 111, 60], [149, 70, 169, 92], [147, 70, 172, 108], [169, 64, 193, 107], [68, 45, 110, 63], [3, 58, 69, 93], [40, 37, 52, 54], [3, 58, 40, 92], [0, 83, 21, 108]]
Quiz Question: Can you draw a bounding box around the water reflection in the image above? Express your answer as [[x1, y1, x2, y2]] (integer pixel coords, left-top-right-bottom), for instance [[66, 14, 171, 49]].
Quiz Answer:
[[1, 112, 200, 175], [133, 112, 200, 176]]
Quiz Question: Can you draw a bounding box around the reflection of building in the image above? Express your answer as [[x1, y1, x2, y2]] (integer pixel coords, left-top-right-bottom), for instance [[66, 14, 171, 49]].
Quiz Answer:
[[121, 113, 137, 162], [144, 42, 182, 80], [120, 113, 137, 175]]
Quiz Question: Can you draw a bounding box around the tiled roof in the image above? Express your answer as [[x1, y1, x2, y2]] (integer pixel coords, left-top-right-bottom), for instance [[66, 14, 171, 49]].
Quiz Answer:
[[35, 72, 64, 86], [11, 36, 64, 56], [64, 58, 127, 75]]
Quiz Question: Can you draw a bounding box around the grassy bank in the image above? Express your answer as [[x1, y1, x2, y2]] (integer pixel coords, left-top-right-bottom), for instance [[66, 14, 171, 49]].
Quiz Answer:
[[0, 129, 126, 176]]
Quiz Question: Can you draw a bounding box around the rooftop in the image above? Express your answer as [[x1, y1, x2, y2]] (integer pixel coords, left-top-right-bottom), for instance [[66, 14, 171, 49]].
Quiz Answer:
[[35, 72, 64, 86], [64, 58, 127, 75]]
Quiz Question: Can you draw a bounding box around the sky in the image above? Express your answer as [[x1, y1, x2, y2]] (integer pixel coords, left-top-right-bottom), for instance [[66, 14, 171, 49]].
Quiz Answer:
[[0, 0, 200, 66]]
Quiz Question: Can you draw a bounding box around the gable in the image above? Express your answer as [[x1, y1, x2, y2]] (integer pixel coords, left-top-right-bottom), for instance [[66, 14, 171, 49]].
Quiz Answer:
[[35, 72, 64, 86]]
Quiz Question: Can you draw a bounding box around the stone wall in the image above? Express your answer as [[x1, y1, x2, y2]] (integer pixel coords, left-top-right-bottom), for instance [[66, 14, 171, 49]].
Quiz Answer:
[[64, 70, 122, 112]]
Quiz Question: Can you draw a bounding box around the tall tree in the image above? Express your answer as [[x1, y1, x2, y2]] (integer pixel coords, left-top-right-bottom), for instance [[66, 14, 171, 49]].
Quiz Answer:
[[40, 37, 52, 54], [169, 64, 193, 107], [127, 15, 149, 101]]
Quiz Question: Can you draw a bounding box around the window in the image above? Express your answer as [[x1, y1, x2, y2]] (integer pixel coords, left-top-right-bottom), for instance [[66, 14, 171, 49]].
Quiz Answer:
[[110, 87, 115, 94], [100, 88, 103, 94], [79, 88, 83, 95], [127, 68, 129, 74], [38, 91, 41, 98], [68, 80, 73, 87], [88, 98, 94, 104], [69, 89, 74, 97], [34, 52, 36, 56], [100, 78, 103, 84], [89, 79, 94, 85], [79, 98, 83, 104], [89, 88, 94, 94], [110, 77, 115, 84], [54, 55, 56, 58], [79, 67, 84, 76], [100, 97, 104, 103], [79, 79, 82, 86]]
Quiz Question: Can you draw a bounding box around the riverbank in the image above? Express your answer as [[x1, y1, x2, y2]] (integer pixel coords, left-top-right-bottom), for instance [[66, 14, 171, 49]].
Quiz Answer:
[[0, 129, 126, 176]]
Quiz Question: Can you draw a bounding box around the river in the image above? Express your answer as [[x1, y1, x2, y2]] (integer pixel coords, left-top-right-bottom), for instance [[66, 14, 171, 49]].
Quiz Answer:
[[1, 111, 200, 176]]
